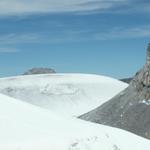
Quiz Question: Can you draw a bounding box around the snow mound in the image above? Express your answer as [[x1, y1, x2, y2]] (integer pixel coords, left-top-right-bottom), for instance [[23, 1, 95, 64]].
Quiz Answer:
[[0, 74, 128, 116], [0, 93, 150, 150]]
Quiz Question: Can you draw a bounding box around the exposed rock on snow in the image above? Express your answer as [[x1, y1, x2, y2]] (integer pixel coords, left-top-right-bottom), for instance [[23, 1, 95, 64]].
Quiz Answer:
[[80, 43, 150, 139]]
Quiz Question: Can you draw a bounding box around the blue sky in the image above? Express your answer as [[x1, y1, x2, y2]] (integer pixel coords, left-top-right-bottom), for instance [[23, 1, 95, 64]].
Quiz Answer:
[[0, 0, 150, 78]]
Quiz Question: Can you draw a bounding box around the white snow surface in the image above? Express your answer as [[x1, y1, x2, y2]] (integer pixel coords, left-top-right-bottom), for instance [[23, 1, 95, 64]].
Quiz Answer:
[[139, 99, 150, 105], [0, 93, 150, 150], [0, 73, 128, 116]]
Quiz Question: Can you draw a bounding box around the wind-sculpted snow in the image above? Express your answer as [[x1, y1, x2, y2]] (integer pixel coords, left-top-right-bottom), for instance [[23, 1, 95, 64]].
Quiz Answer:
[[0, 74, 128, 116], [0, 93, 150, 150]]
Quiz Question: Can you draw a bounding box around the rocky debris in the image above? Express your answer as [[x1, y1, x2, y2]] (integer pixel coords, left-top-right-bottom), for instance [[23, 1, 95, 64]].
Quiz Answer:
[[120, 78, 132, 84], [23, 67, 56, 75], [80, 43, 150, 139]]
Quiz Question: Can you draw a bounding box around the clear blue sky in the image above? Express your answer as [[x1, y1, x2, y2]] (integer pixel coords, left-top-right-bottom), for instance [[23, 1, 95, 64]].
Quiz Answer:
[[0, 0, 150, 78]]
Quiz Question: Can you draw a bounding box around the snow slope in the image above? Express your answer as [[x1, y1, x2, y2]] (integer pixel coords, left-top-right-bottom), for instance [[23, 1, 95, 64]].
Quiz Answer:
[[0, 74, 128, 116], [0, 93, 150, 150]]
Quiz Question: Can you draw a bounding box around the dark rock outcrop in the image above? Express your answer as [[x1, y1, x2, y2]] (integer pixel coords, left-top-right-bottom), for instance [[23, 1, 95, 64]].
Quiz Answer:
[[120, 78, 132, 84], [80, 43, 150, 139], [23, 68, 56, 75]]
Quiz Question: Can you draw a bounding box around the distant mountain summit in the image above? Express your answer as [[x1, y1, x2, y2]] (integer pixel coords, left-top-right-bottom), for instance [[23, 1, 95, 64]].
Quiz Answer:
[[120, 77, 132, 83], [80, 43, 150, 139], [23, 67, 56, 75]]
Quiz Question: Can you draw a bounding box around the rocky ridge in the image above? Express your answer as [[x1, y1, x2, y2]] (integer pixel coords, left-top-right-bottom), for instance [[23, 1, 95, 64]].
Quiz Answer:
[[80, 44, 150, 139]]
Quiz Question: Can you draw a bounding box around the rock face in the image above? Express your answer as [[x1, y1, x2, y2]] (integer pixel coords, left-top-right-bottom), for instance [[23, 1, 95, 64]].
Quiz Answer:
[[23, 68, 56, 75], [80, 43, 150, 139], [120, 78, 132, 83]]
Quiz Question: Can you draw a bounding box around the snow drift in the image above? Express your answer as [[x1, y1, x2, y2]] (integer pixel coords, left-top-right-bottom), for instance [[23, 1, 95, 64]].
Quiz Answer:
[[0, 73, 128, 116], [0, 93, 150, 150]]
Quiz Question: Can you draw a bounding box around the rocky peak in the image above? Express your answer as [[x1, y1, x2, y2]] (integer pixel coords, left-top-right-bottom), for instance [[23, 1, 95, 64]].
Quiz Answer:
[[146, 43, 150, 65], [130, 44, 150, 99], [23, 67, 56, 75], [80, 43, 150, 139]]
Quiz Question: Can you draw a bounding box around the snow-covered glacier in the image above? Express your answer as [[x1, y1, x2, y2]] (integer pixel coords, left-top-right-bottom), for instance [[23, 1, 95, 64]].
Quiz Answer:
[[0, 73, 128, 116]]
